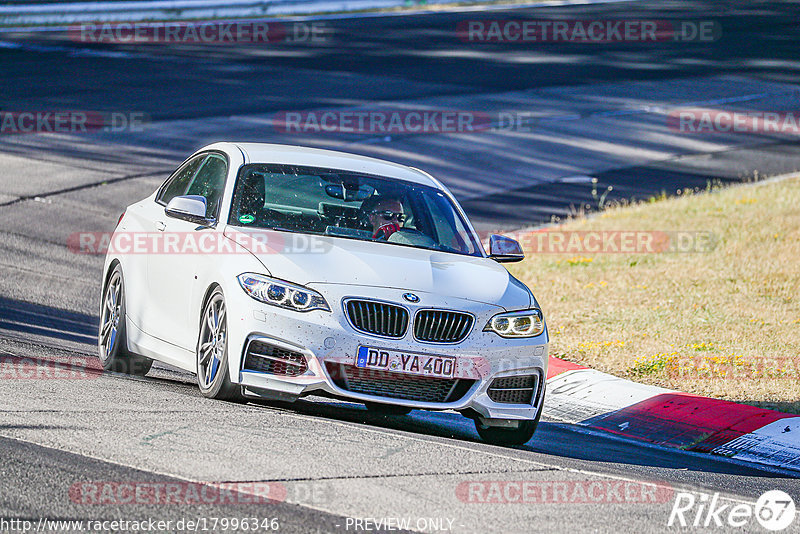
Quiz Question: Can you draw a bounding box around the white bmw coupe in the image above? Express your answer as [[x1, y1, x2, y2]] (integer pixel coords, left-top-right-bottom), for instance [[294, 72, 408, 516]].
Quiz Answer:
[[99, 143, 549, 445]]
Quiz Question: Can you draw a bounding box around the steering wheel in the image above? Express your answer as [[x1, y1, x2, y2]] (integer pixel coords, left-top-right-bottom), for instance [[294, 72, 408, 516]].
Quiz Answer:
[[387, 228, 437, 248]]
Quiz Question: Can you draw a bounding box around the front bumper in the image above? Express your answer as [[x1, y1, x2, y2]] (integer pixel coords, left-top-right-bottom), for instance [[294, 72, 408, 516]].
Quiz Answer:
[[225, 284, 548, 421]]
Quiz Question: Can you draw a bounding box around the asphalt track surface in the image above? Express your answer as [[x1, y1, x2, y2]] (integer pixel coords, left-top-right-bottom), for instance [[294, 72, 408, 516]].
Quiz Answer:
[[1, 0, 800, 532]]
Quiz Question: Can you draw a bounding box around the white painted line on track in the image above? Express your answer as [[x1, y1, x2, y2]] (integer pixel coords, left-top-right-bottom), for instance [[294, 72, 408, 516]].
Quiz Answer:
[[0, 407, 760, 516]]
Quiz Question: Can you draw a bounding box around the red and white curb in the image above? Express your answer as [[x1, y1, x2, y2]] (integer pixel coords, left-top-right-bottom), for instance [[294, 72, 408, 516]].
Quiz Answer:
[[545, 357, 800, 472]]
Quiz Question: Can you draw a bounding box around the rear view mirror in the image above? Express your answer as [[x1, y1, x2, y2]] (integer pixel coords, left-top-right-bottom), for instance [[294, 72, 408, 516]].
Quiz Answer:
[[488, 234, 524, 263], [321, 174, 375, 202]]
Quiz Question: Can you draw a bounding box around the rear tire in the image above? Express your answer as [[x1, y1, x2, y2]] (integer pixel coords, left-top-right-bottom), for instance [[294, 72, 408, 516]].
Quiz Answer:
[[197, 288, 243, 402], [98, 265, 153, 376], [364, 402, 412, 416]]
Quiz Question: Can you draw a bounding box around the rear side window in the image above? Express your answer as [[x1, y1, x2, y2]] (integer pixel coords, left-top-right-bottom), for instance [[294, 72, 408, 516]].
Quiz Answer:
[[186, 154, 228, 218], [157, 154, 205, 205]]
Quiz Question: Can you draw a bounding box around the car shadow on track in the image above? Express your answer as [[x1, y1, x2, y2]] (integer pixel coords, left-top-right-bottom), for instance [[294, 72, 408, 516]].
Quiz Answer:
[[243, 396, 791, 478], [0, 296, 791, 479], [0, 296, 97, 346]]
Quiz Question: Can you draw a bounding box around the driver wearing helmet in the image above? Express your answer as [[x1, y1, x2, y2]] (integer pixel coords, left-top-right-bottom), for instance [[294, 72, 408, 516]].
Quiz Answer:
[[360, 196, 406, 240]]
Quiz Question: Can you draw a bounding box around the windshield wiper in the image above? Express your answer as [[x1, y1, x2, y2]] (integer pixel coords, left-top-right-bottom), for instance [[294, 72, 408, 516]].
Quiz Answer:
[[260, 226, 304, 234]]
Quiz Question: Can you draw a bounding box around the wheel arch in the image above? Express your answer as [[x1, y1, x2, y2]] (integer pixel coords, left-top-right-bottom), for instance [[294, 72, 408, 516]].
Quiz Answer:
[[101, 259, 127, 330], [198, 282, 224, 329], [102, 259, 122, 294]]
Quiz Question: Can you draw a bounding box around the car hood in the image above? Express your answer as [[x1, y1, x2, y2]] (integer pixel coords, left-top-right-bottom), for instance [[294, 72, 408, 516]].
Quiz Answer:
[[225, 228, 532, 309]]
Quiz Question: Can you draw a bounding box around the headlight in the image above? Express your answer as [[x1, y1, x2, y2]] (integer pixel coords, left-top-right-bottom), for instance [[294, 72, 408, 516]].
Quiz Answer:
[[237, 273, 330, 312], [484, 309, 544, 338]]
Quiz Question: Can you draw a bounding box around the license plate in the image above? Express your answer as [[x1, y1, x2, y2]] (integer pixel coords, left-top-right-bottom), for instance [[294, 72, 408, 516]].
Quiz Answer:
[[355, 346, 455, 379]]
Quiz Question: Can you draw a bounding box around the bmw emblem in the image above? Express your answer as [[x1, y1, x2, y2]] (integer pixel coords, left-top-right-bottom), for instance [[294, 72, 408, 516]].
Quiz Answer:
[[402, 293, 420, 303]]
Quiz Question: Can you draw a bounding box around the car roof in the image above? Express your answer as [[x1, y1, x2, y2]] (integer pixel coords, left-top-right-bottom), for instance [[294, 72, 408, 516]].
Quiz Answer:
[[204, 142, 439, 187]]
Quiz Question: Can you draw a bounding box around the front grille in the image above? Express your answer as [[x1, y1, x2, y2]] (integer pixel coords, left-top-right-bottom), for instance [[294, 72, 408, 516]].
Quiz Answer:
[[414, 310, 474, 343], [345, 299, 409, 338], [326, 362, 474, 403], [243, 340, 308, 377], [487, 375, 539, 404]]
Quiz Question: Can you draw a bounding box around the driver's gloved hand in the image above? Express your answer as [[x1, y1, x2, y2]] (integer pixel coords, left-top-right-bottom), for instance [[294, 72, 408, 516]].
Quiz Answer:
[[373, 222, 400, 240]]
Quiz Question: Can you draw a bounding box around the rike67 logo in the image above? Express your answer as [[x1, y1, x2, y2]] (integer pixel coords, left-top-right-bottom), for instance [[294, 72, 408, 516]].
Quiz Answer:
[[669, 490, 796, 531]]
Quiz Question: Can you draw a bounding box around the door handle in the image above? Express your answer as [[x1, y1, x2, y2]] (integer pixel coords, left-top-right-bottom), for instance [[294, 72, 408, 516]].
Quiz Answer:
[[155, 221, 166, 232]]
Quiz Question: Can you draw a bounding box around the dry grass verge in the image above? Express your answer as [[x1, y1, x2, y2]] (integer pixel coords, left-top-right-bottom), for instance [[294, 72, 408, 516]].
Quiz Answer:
[[510, 175, 800, 413]]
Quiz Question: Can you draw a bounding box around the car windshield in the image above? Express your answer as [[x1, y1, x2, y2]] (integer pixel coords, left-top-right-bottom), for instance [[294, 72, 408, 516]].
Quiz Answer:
[[228, 163, 482, 257]]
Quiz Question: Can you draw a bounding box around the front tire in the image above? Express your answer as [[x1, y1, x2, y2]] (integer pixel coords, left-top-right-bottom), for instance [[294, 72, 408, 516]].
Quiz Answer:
[[98, 265, 153, 376], [197, 288, 242, 401], [474, 393, 544, 446], [475, 419, 538, 446]]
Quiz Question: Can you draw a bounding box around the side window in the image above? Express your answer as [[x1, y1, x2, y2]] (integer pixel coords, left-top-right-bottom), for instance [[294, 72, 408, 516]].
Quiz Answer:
[[186, 154, 228, 218], [157, 154, 205, 206]]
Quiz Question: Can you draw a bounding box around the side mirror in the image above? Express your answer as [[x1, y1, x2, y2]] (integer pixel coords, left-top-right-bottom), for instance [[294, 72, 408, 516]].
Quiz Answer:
[[165, 195, 215, 226], [488, 234, 524, 263]]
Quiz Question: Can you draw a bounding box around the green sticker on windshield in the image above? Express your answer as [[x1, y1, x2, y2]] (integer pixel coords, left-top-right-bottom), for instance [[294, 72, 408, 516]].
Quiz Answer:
[[238, 214, 255, 225]]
